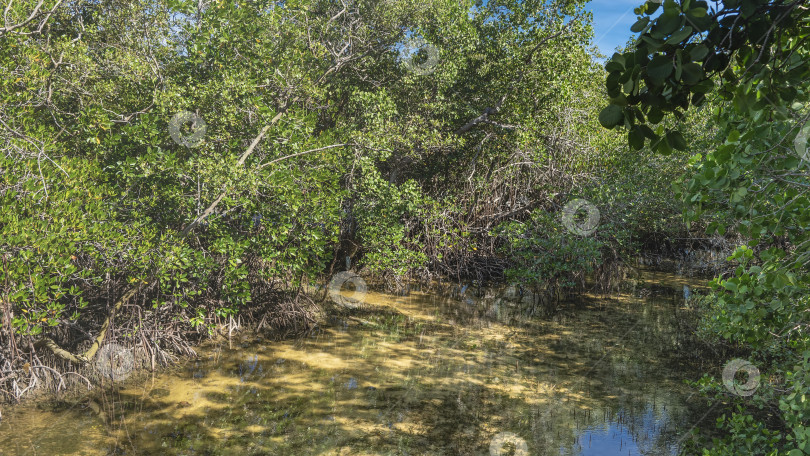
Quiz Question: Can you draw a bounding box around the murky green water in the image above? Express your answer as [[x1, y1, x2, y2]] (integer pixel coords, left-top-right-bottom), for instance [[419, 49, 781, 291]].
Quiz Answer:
[[0, 270, 708, 455]]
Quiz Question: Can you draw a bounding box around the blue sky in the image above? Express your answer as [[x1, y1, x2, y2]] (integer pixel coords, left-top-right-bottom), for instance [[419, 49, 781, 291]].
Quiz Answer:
[[588, 0, 644, 57]]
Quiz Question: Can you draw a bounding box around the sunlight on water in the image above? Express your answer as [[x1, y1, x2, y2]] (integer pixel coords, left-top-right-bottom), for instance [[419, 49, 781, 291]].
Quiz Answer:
[[0, 270, 708, 455]]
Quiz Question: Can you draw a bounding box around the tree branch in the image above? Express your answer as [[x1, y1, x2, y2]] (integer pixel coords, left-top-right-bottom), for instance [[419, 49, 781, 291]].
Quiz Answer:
[[0, 0, 62, 36], [34, 284, 143, 365], [258, 143, 352, 170]]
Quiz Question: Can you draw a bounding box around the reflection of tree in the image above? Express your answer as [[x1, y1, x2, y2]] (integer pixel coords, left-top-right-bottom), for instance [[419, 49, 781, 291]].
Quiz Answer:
[[551, 288, 705, 456]]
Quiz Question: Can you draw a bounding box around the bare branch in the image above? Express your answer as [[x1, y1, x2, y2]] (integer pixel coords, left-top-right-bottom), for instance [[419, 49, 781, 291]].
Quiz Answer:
[[0, 0, 62, 37]]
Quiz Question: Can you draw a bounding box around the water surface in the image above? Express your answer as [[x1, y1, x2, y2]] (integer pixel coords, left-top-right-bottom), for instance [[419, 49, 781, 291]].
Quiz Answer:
[[0, 270, 707, 455]]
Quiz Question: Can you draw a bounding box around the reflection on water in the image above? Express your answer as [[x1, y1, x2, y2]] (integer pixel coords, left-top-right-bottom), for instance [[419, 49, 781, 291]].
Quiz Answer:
[[0, 270, 707, 455]]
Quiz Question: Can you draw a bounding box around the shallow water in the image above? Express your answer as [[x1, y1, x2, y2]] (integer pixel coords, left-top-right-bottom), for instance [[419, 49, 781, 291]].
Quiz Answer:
[[0, 271, 708, 455]]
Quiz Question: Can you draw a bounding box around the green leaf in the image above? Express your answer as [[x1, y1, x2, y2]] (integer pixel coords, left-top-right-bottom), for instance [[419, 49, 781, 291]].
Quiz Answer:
[[663, 0, 680, 16], [647, 55, 673, 84], [647, 107, 664, 124], [690, 7, 707, 17], [689, 45, 709, 61], [681, 62, 704, 84], [691, 79, 715, 93], [654, 136, 673, 155], [667, 26, 693, 44], [641, 36, 665, 52], [666, 130, 687, 150], [639, 124, 657, 140], [598, 105, 625, 128], [629, 126, 645, 150], [741, 0, 756, 17], [631, 17, 650, 33]]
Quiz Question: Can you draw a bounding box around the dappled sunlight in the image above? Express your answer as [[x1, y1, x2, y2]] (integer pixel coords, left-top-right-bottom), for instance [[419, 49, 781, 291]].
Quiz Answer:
[[0, 271, 709, 455]]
